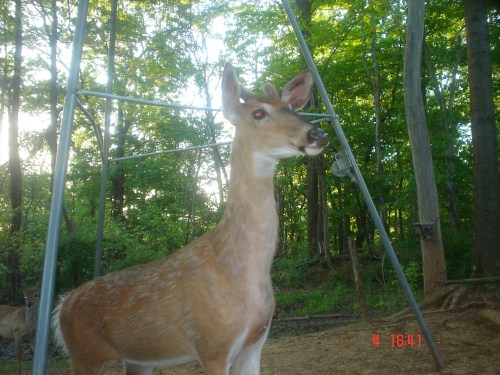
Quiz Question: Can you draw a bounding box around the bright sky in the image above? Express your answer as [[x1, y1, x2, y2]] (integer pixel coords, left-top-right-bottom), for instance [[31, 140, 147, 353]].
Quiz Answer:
[[0, 112, 51, 164]]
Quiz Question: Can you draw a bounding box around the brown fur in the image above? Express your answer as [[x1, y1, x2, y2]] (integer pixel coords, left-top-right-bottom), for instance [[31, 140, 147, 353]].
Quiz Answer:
[[53, 63, 327, 375], [0, 285, 40, 375]]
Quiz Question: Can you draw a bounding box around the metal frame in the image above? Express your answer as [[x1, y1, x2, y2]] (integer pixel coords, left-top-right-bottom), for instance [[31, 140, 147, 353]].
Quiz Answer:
[[32, 0, 442, 373]]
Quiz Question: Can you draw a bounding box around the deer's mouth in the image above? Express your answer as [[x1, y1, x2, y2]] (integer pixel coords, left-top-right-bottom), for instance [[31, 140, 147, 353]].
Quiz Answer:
[[297, 129, 329, 155], [299, 143, 328, 156]]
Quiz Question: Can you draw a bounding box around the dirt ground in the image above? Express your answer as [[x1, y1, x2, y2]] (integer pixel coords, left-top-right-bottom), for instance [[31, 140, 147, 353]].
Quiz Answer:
[[3, 285, 499, 374]]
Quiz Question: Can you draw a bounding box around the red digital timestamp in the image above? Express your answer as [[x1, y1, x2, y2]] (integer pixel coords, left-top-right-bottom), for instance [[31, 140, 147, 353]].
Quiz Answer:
[[372, 333, 422, 348]]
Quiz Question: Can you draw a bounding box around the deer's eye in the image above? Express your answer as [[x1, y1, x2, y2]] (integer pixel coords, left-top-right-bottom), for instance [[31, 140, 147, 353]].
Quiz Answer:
[[252, 109, 266, 120]]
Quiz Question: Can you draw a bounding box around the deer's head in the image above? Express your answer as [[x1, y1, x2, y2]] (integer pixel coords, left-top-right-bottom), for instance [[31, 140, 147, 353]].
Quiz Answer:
[[23, 283, 40, 311], [222, 63, 328, 161]]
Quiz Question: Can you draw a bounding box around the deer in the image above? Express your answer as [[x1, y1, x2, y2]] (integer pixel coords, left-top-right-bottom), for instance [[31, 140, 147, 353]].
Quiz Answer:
[[0, 284, 40, 375], [53, 62, 328, 375]]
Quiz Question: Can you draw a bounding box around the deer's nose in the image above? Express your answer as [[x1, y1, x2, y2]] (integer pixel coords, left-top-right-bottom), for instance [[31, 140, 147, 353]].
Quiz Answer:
[[308, 127, 328, 146]]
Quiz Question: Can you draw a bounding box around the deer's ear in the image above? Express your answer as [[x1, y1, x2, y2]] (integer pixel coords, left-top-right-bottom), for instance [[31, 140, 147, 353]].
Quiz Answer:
[[280, 70, 314, 111], [263, 84, 279, 98], [222, 62, 242, 125]]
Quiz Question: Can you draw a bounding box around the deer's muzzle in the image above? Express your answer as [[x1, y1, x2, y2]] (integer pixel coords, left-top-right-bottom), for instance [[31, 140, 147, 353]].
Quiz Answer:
[[308, 127, 328, 147]]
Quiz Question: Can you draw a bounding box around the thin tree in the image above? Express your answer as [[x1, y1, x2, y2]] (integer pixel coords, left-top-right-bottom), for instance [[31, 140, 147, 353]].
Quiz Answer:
[[7, 0, 23, 302], [45, 0, 59, 188], [295, 0, 329, 259], [362, 9, 385, 228], [464, 0, 500, 276], [195, 38, 228, 210], [111, 106, 130, 220], [403, 0, 447, 297], [423, 37, 462, 231]]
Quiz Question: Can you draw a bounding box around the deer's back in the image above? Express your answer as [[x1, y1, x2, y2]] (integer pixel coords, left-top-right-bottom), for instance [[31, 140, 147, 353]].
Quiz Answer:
[[0, 307, 28, 340]]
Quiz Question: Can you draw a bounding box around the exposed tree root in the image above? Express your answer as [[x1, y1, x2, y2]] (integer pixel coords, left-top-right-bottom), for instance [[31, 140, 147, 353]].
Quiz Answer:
[[441, 285, 469, 309], [388, 277, 500, 321], [443, 276, 500, 284], [388, 285, 460, 320]]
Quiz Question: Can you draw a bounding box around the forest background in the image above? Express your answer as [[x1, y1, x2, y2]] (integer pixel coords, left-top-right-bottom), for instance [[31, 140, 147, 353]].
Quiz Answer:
[[0, 0, 498, 317]]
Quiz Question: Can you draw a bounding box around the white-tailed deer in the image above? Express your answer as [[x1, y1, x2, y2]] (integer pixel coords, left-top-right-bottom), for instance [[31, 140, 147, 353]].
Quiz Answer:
[[53, 62, 328, 375], [0, 285, 40, 375]]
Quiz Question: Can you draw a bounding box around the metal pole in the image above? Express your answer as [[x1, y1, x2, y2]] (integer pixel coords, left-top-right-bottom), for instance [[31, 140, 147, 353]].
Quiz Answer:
[[281, 0, 443, 369], [94, 0, 118, 277], [77, 90, 338, 120], [77, 89, 221, 111], [31, 1, 89, 373], [110, 141, 233, 162]]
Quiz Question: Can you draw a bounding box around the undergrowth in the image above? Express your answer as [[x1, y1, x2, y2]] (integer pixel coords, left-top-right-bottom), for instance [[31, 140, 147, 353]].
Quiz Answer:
[[274, 287, 354, 318], [0, 349, 69, 373], [271, 250, 424, 319]]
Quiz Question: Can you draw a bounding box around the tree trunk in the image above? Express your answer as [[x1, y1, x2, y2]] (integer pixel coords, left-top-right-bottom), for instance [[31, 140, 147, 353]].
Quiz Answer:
[[298, 0, 318, 258], [111, 106, 130, 220], [403, 0, 447, 297], [47, 0, 59, 188], [200, 62, 227, 209], [362, 9, 385, 227], [348, 237, 368, 321], [424, 38, 462, 231], [307, 156, 319, 257], [206, 109, 227, 209], [295, 0, 327, 258], [318, 155, 332, 268], [36, 0, 76, 233], [186, 149, 202, 244], [464, 0, 500, 276], [7, 0, 23, 302], [0, 44, 8, 145]]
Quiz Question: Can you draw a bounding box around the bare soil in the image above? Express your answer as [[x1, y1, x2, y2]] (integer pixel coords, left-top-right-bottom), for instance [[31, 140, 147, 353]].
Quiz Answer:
[[2, 286, 499, 374]]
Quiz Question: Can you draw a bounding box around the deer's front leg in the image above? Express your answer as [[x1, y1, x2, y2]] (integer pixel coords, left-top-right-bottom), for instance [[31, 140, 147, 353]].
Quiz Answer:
[[124, 362, 154, 375], [230, 326, 269, 375]]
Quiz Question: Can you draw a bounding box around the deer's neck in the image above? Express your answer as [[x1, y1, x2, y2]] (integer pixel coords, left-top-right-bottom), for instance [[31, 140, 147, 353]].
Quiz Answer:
[[25, 306, 37, 333], [215, 136, 278, 273]]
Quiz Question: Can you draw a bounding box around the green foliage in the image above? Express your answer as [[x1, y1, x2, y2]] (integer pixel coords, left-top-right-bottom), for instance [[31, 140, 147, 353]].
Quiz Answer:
[[0, 356, 68, 373], [1, 0, 494, 307], [443, 228, 473, 280], [273, 252, 310, 289], [0, 359, 24, 373], [401, 260, 423, 292], [271, 242, 426, 318], [57, 232, 96, 291], [275, 286, 353, 318]]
